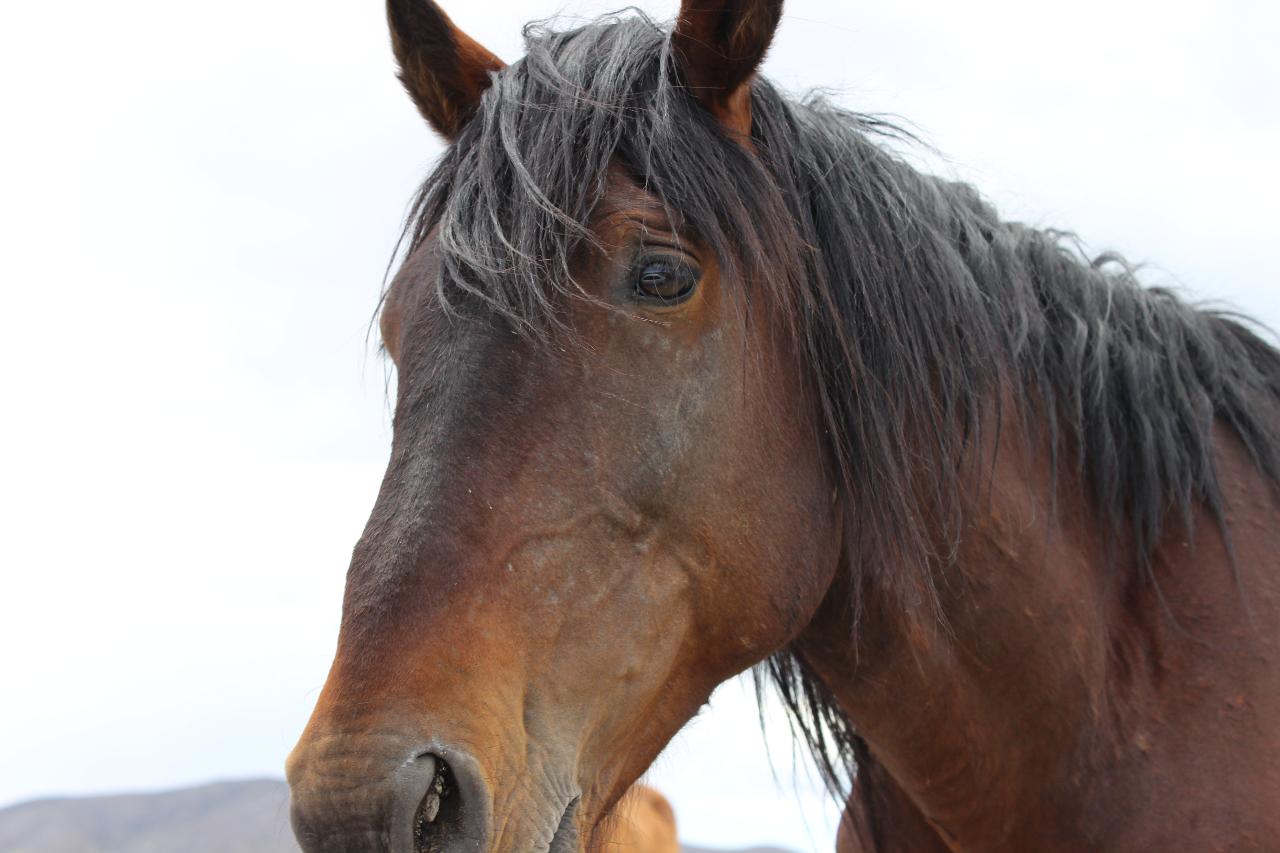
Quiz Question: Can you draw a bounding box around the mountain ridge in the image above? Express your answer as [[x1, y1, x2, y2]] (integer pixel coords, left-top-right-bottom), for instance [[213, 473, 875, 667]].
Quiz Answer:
[[0, 778, 795, 853]]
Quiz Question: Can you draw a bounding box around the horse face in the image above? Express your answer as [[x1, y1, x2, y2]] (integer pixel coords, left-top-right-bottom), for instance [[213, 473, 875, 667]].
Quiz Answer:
[[287, 170, 839, 851], [287, 2, 838, 851]]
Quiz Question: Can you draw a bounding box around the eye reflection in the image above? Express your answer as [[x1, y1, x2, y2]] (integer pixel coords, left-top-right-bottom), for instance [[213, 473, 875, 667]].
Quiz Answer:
[[632, 256, 699, 305]]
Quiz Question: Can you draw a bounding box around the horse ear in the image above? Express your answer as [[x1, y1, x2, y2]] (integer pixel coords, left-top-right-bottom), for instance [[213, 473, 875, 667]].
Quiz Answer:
[[387, 0, 506, 138], [671, 0, 784, 138]]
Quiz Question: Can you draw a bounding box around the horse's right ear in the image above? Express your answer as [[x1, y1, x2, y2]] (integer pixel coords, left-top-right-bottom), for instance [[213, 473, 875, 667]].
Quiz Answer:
[[671, 0, 784, 139], [387, 0, 505, 139]]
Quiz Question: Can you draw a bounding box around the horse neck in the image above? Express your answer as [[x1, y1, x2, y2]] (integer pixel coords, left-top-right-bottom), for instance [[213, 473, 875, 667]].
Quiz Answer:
[[796, 410, 1280, 851]]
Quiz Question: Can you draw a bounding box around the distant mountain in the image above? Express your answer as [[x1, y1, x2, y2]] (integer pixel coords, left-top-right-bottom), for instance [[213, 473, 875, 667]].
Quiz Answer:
[[0, 779, 795, 853], [0, 779, 296, 853], [685, 849, 793, 853]]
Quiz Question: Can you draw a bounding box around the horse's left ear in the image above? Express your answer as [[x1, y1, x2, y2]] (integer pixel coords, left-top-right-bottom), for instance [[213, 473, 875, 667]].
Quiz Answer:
[[387, 0, 506, 139], [671, 0, 784, 138]]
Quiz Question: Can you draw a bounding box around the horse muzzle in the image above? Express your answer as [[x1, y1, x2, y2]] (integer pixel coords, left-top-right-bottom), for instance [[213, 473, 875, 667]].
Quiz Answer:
[[287, 735, 494, 853]]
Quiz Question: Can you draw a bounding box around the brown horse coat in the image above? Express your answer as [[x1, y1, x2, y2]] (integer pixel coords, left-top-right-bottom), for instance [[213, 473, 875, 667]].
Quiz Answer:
[[607, 786, 680, 853], [287, 2, 1280, 851]]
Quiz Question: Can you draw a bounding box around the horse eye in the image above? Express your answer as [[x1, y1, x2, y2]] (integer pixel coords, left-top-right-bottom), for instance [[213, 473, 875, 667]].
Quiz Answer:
[[633, 258, 699, 305]]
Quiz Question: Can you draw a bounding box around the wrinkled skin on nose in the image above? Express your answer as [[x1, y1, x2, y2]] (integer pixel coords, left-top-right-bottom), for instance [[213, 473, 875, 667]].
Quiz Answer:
[[287, 174, 842, 850]]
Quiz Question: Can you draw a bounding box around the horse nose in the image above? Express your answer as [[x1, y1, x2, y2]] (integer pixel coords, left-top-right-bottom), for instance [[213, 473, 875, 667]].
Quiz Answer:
[[394, 751, 492, 853], [288, 741, 492, 853]]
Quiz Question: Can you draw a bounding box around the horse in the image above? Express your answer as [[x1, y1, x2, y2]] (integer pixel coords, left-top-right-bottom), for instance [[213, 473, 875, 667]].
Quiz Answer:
[[608, 785, 679, 853], [285, 1, 1280, 850]]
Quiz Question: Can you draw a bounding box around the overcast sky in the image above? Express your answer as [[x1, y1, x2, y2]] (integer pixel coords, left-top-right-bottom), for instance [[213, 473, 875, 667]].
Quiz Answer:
[[1, 1, 1277, 850]]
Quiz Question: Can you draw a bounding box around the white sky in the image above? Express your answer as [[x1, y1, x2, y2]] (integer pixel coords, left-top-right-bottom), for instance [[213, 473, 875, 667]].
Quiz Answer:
[[1, 1, 1277, 850]]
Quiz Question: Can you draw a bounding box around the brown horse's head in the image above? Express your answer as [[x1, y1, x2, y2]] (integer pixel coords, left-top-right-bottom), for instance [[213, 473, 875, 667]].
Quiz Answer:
[[287, 2, 843, 850], [287, 0, 1280, 848]]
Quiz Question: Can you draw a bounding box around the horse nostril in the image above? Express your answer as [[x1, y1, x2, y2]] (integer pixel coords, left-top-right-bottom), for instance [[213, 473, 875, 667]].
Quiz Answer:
[[382, 746, 489, 853], [412, 755, 458, 853], [417, 765, 446, 825]]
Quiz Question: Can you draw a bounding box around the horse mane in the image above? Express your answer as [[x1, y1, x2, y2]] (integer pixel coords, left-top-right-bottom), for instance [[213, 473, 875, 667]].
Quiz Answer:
[[396, 9, 1280, 829]]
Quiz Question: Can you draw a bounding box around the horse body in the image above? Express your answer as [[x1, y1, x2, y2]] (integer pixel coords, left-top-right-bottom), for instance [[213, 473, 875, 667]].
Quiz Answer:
[[836, 779, 951, 853], [609, 785, 679, 853], [816, 416, 1280, 850], [287, 2, 1280, 851]]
